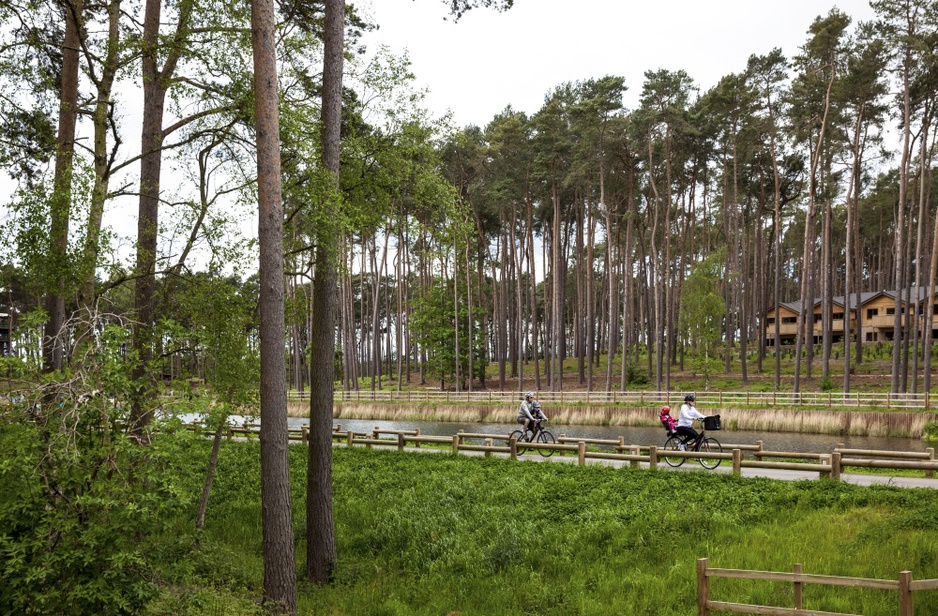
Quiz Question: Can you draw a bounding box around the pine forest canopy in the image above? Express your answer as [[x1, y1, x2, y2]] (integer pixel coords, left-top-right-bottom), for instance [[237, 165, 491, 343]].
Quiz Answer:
[[0, 0, 936, 399]]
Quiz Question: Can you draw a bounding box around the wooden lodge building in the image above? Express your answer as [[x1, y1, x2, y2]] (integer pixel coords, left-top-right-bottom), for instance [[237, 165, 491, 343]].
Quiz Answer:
[[764, 290, 938, 347]]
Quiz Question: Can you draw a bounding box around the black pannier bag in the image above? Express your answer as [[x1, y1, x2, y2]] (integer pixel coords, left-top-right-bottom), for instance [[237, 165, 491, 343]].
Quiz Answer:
[[704, 415, 721, 431]]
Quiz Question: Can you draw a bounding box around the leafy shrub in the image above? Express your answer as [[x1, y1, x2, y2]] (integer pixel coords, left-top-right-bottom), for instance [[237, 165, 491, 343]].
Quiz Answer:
[[0, 320, 198, 615], [625, 364, 649, 385]]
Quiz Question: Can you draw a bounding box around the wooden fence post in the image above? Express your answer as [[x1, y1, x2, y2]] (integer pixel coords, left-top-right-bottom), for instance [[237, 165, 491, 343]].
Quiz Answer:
[[484, 438, 492, 457], [831, 452, 842, 481], [732, 449, 742, 477], [452, 435, 459, 455], [820, 454, 833, 480], [649, 446, 658, 470], [697, 558, 710, 616], [301, 425, 308, 445], [347, 431, 354, 447], [397, 433, 404, 452], [578, 441, 586, 466], [793, 563, 802, 610], [509, 435, 518, 460], [630, 446, 640, 469], [927, 448, 935, 479], [414, 428, 421, 448], [899, 570, 913, 616]]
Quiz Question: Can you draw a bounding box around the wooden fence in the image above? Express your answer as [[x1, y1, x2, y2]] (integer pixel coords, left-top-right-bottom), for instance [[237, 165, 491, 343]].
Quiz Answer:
[[696, 557, 938, 615], [289, 389, 933, 410], [199, 423, 938, 480]]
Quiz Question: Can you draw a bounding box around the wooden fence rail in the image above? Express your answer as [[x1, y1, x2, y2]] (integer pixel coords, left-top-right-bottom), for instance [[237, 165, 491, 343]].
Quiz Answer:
[[290, 389, 933, 410], [697, 558, 934, 615], [187, 423, 938, 480]]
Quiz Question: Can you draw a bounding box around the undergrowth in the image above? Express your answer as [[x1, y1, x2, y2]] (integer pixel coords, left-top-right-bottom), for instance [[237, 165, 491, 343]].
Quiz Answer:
[[189, 441, 938, 615]]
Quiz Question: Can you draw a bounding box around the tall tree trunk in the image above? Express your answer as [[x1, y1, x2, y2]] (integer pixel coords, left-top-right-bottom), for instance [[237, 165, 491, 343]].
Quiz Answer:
[[843, 103, 865, 392], [526, 197, 541, 391], [252, 0, 297, 609], [130, 0, 192, 436], [551, 181, 563, 391], [306, 0, 342, 584], [922, 115, 937, 394], [45, 0, 83, 373], [794, 69, 835, 394], [78, 0, 121, 327], [910, 110, 930, 392], [892, 17, 914, 394]]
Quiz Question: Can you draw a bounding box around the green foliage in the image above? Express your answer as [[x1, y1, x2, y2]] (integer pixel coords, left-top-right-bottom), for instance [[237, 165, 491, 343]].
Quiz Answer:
[[176, 443, 938, 615], [166, 269, 260, 413], [0, 319, 199, 615], [680, 251, 727, 385], [625, 363, 649, 386], [410, 279, 487, 388]]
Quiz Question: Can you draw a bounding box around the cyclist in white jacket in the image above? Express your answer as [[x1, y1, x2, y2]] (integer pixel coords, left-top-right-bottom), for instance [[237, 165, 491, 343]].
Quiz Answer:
[[517, 392, 537, 436], [677, 394, 706, 447]]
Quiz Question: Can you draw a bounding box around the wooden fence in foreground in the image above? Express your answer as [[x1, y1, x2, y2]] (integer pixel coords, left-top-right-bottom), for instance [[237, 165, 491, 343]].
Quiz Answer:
[[696, 558, 938, 615], [202, 423, 938, 480]]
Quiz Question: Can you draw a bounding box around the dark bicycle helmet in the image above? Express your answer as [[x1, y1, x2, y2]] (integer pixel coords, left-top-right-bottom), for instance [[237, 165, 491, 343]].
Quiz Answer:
[[684, 394, 695, 402]]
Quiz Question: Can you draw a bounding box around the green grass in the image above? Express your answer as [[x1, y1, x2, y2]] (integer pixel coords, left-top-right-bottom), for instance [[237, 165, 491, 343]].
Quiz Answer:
[[157, 439, 938, 615]]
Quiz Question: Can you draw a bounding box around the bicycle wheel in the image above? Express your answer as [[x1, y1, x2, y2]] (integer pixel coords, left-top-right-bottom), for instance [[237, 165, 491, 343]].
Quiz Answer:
[[698, 437, 722, 469], [536, 430, 556, 457], [509, 430, 528, 455], [663, 436, 686, 467]]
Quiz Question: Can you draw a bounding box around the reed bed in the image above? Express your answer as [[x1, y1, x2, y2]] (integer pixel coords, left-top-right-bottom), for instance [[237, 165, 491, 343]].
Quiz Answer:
[[286, 401, 932, 438]]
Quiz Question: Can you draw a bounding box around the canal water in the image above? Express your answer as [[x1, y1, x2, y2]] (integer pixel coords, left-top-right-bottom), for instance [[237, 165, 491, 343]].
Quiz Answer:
[[303, 418, 928, 454]]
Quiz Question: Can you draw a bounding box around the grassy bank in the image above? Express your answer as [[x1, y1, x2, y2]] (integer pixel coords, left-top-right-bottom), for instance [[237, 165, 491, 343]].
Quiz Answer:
[[166, 438, 938, 615], [287, 401, 934, 438]]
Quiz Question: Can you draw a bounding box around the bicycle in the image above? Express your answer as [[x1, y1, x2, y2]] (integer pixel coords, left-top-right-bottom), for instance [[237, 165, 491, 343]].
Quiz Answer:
[[509, 420, 556, 457], [663, 415, 722, 469]]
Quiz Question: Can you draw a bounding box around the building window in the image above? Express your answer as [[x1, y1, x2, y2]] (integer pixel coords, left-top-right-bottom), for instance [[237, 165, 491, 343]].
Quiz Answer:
[[782, 317, 797, 324], [867, 308, 878, 319], [866, 332, 878, 342], [833, 312, 844, 320], [814, 314, 822, 323], [766, 318, 775, 325], [886, 307, 895, 315]]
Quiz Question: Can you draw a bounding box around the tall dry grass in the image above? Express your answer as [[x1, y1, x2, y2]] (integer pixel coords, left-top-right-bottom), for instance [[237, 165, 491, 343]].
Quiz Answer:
[[286, 401, 930, 437]]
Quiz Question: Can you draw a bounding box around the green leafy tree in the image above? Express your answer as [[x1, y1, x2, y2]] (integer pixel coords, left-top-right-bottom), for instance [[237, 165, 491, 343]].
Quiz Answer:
[[680, 251, 727, 388], [0, 314, 197, 615], [410, 280, 486, 389]]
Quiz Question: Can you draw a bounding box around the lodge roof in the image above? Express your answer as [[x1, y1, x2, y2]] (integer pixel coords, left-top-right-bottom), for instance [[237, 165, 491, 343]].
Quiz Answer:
[[771, 289, 938, 314]]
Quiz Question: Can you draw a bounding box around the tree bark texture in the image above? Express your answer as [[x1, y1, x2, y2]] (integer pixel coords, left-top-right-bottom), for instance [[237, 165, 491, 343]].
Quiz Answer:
[[306, 0, 343, 585], [251, 0, 297, 610]]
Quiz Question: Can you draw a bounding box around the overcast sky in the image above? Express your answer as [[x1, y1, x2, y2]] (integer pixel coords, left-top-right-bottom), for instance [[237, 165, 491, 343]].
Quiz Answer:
[[359, 0, 879, 129], [0, 0, 885, 272]]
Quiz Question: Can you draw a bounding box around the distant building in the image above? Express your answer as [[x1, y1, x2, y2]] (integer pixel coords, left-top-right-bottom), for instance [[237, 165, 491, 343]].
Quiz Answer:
[[0, 312, 9, 357], [764, 290, 938, 346]]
